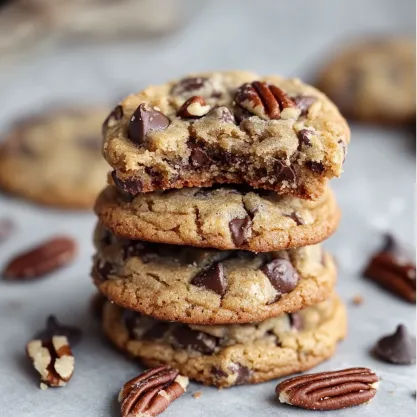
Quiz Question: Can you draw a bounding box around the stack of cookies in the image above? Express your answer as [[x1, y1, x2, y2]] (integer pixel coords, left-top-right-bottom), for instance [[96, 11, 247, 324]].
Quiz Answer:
[[91, 71, 350, 388]]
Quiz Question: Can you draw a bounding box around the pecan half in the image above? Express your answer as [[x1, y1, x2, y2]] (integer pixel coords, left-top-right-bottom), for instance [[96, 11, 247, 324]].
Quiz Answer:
[[119, 366, 189, 417], [234, 81, 298, 120], [2, 236, 77, 280], [26, 335, 75, 388], [177, 96, 211, 118], [276, 368, 379, 410]]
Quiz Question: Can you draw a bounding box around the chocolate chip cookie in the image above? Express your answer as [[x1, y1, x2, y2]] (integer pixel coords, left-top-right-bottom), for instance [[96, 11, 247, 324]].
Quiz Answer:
[[317, 38, 416, 124], [91, 223, 337, 324], [103, 71, 349, 200], [101, 294, 346, 387], [0, 108, 109, 209], [95, 184, 340, 252]]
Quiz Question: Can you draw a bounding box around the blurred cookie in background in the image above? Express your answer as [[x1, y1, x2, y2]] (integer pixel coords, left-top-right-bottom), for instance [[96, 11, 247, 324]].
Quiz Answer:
[[317, 38, 416, 124], [0, 108, 109, 209]]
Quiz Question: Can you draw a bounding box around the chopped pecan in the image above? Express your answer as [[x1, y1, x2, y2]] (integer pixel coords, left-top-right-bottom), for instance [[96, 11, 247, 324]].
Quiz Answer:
[[2, 236, 77, 280], [234, 81, 298, 120], [119, 366, 189, 417], [177, 96, 210, 118], [26, 335, 75, 388], [276, 367, 379, 410]]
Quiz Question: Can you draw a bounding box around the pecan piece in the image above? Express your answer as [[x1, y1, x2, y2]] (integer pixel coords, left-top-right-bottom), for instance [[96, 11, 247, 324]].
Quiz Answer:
[[177, 96, 210, 118], [276, 368, 379, 410], [234, 81, 298, 120], [2, 236, 77, 280], [119, 366, 189, 417], [26, 335, 75, 388]]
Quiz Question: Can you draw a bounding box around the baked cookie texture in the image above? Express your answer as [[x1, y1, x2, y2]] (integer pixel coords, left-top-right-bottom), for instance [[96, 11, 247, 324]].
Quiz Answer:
[[0, 108, 110, 209], [102, 294, 347, 387], [103, 71, 350, 200], [95, 184, 340, 252], [317, 38, 416, 124], [91, 223, 337, 325]]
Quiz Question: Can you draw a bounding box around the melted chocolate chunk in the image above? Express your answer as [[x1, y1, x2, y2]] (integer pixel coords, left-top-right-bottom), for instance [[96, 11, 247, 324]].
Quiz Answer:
[[34, 315, 82, 346], [96, 259, 114, 281], [209, 106, 236, 124], [306, 161, 325, 174], [297, 129, 312, 148], [276, 161, 296, 183], [143, 323, 171, 341], [122, 309, 142, 339], [374, 325, 416, 365], [212, 366, 228, 379], [111, 171, 143, 195], [229, 216, 252, 246], [191, 263, 227, 296], [292, 95, 317, 115], [188, 142, 212, 167], [172, 326, 218, 354], [289, 313, 303, 331], [171, 77, 211, 96], [228, 363, 251, 385], [128, 103, 169, 145], [260, 257, 300, 295]]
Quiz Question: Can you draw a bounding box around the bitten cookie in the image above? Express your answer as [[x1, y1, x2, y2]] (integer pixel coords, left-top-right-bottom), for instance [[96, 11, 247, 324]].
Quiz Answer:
[[92, 223, 337, 324], [103, 70, 349, 200], [102, 294, 347, 387], [0, 108, 110, 209], [95, 184, 340, 252], [317, 38, 416, 124]]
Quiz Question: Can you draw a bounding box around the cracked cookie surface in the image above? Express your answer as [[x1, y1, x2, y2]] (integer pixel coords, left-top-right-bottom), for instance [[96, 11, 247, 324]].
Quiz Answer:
[[103, 71, 350, 200], [101, 294, 346, 387], [95, 184, 340, 252], [92, 223, 337, 324], [0, 108, 110, 209], [317, 38, 416, 124]]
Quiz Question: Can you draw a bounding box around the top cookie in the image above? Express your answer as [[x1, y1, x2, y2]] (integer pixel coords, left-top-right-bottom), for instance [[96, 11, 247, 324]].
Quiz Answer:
[[317, 38, 416, 124], [0, 108, 110, 209], [103, 71, 349, 200]]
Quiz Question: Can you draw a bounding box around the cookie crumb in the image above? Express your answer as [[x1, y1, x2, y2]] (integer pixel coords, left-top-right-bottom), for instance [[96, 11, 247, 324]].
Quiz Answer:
[[352, 295, 364, 305], [40, 383, 48, 390], [193, 391, 202, 399]]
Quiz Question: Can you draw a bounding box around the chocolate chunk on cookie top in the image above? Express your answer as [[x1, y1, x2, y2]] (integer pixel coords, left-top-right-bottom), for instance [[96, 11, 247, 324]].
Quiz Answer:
[[103, 71, 350, 200], [91, 223, 337, 324]]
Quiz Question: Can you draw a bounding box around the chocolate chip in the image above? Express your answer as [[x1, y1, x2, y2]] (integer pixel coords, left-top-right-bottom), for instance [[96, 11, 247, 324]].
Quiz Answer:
[[111, 171, 143, 195], [171, 77, 212, 97], [143, 323, 171, 341], [34, 315, 82, 346], [96, 259, 114, 281], [363, 234, 416, 303], [289, 313, 303, 331], [172, 326, 218, 354], [234, 106, 253, 123], [261, 257, 300, 295], [306, 161, 325, 174], [128, 103, 170, 145], [292, 95, 317, 115], [191, 263, 227, 296], [188, 142, 212, 167], [229, 216, 252, 246], [297, 129, 312, 147], [228, 363, 251, 385], [373, 325, 416, 365], [284, 212, 304, 226], [102, 105, 123, 134], [212, 367, 228, 379], [209, 106, 236, 124], [122, 309, 142, 338], [276, 161, 296, 183]]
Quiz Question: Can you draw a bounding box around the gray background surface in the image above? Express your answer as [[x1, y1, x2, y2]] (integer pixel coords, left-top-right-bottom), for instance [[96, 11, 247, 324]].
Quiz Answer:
[[0, 1, 415, 416]]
